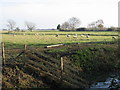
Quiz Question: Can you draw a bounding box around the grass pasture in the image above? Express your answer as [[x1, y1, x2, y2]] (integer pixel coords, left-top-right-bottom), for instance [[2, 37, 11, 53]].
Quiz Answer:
[[2, 30, 118, 36], [1, 31, 119, 48]]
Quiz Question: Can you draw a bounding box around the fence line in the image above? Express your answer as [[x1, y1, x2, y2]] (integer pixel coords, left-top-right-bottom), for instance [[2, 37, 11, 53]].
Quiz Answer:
[[1, 42, 5, 65], [3, 42, 89, 87], [22, 51, 87, 87]]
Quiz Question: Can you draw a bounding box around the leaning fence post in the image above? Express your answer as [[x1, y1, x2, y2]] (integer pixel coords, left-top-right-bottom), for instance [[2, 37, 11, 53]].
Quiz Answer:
[[1, 42, 5, 65], [60, 57, 64, 81]]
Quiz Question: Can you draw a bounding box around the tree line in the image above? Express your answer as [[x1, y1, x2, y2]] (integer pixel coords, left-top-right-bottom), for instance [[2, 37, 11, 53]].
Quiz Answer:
[[57, 17, 119, 31], [5, 17, 119, 32], [6, 20, 36, 31]]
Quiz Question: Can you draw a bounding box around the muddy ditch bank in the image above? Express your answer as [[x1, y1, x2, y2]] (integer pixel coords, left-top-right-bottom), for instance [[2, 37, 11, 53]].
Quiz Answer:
[[44, 44, 120, 87], [3, 43, 120, 88]]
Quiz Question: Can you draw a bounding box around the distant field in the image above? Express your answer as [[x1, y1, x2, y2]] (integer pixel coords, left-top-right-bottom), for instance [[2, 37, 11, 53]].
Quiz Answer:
[[1, 31, 119, 48], [1, 30, 118, 36]]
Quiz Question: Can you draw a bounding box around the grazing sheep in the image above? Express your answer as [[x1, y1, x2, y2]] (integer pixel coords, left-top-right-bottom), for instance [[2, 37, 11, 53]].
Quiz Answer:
[[56, 34, 59, 37], [23, 33, 26, 35], [73, 36, 77, 38], [86, 35, 90, 38], [73, 34, 77, 38], [112, 36, 117, 39], [80, 34, 84, 37], [66, 34, 70, 37]]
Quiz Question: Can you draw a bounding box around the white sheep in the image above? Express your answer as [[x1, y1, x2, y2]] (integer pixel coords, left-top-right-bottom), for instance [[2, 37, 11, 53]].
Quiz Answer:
[[73, 34, 77, 38], [86, 35, 90, 38], [80, 34, 84, 37], [112, 36, 117, 39], [56, 34, 59, 37], [66, 34, 70, 37]]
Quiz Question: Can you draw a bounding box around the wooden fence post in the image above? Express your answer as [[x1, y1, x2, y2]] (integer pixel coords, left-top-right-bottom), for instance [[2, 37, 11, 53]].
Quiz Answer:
[[1, 42, 5, 65], [60, 57, 64, 81], [24, 44, 27, 50]]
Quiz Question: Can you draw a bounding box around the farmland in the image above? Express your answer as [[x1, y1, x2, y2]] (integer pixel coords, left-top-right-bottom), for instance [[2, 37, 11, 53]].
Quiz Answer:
[[1, 30, 120, 88], [1, 31, 119, 48]]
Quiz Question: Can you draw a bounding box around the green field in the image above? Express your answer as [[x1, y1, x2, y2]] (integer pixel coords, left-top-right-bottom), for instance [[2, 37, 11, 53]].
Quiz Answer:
[[2, 30, 119, 36], [1, 31, 119, 48]]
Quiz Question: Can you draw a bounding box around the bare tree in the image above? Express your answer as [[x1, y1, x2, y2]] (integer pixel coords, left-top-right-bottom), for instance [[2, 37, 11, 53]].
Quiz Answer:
[[96, 19, 104, 25], [90, 22, 96, 28], [88, 19, 104, 30], [96, 19, 104, 29], [61, 21, 71, 30], [7, 19, 16, 31], [97, 24, 104, 30], [68, 17, 81, 30], [15, 27, 20, 31], [25, 21, 36, 31], [61, 17, 81, 30]]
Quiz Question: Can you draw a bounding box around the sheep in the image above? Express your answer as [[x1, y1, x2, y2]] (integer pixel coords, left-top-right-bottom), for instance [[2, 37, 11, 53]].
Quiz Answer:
[[73, 34, 77, 38], [66, 34, 70, 37], [55, 34, 59, 37], [86, 35, 90, 38], [112, 36, 117, 39], [80, 34, 84, 37], [73, 35, 77, 38]]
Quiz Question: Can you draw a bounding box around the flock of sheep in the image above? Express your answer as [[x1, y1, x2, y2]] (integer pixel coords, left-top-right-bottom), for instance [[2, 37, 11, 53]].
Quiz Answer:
[[56, 34, 90, 38], [12, 33, 118, 40], [55, 34, 118, 40]]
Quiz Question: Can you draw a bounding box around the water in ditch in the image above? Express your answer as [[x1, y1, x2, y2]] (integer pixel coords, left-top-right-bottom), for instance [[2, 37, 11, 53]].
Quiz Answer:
[[90, 75, 120, 88]]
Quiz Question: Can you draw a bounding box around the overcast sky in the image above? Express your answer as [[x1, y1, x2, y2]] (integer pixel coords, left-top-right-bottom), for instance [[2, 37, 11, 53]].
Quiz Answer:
[[0, 0, 119, 29]]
